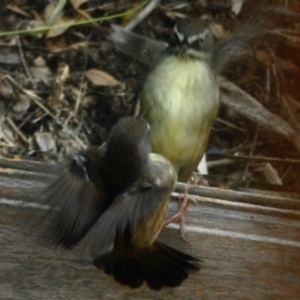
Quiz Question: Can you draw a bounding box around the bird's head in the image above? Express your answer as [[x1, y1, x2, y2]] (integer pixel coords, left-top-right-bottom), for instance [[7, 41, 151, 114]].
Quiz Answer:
[[169, 19, 214, 61]]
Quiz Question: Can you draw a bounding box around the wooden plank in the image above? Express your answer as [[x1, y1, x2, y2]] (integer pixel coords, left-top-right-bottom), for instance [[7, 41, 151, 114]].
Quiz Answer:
[[0, 157, 300, 299]]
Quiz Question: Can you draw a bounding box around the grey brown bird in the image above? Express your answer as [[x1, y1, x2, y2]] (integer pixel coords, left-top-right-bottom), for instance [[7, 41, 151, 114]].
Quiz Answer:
[[112, 12, 274, 182], [137, 19, 220, 231], [112, 19, 220, 234], [39, 116, 200, 290], [140, 19, 220, 182]]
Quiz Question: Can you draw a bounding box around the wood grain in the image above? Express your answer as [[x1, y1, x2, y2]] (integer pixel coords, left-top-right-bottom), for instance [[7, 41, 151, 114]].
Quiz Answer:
[[0, 156, 299, 300]]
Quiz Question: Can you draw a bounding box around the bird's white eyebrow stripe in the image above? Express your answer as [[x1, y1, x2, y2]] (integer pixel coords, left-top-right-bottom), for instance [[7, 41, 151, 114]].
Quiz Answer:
[[187, 30, 209, 44], [173, 26, 185, 42], [174, 25, 210, 44]]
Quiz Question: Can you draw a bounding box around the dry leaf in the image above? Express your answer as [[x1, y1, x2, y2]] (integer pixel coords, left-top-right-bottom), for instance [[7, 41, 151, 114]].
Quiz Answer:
[[231, 0, 244, 15], [210, 23, 230, 40], [0, 53, 21, 65], [0, 123, 15, 146], [85, 69, 120, 87], [57, 62, 70, 83], [5, 4, 29, 17], [70, 0, 89, 10], [35, 132, 56, 152], [33, 57, 47, 67], [46, 18, 76, 38], [44, 3, 58, 25], [26, 20, 45, 38], [44, 35, 69, 51], [44, 4, 76, 38], [13, 94, 31, 114], [263, 163, 283, 185], [0, 81, 13, 100], [30, 67, 53, 85]]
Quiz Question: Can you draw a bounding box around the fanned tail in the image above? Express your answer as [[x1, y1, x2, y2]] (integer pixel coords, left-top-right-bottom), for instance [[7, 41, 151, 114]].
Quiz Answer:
[[93, 241, 200, 290]]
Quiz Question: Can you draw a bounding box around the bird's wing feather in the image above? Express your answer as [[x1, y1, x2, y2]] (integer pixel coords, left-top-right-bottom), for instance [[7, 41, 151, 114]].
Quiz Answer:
[[110, 24, 168, 66], [38, 157, 108, 248], [80, 182, 169, 257]]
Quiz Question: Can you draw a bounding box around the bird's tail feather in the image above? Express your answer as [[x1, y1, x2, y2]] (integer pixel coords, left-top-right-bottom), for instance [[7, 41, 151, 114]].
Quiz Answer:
[[93, 241, 200, 290]]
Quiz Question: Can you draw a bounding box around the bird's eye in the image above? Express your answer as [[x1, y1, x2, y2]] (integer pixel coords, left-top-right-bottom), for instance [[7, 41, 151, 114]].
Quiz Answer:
[[188, 37, 204, 49]]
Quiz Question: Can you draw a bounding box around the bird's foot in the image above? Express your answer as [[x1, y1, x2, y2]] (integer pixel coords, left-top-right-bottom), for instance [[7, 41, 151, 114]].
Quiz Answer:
[[165, 184, 196, 239]]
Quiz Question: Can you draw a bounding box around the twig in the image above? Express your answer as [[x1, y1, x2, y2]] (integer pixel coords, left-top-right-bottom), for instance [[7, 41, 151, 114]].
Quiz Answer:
[[0, 75, 86, 149], [216, 154, 300, 164], [16, 36, 32, 81], [125, 0, 160, 31], [215, 117, 245, 132], [206, 158, 236, 169], [242, 125, 258, 185], [6, 115, 29, 145]]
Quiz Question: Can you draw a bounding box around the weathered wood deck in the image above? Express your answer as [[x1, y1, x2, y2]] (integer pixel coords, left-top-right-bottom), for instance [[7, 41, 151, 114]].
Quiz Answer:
[[0, 156, 299, 299]]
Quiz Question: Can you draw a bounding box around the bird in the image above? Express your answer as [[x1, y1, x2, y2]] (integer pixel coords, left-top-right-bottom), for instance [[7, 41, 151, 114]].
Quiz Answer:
[[110, 9, 278, 233], [38, 116, 200, 290], [138, 19, 220, 231], [140, 18, 220, 182], [111, 12, 274, 182]]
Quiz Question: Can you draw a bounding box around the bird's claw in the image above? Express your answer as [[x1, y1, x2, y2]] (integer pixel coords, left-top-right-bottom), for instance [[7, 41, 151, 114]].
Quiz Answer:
[[165, 185, 194, 240]]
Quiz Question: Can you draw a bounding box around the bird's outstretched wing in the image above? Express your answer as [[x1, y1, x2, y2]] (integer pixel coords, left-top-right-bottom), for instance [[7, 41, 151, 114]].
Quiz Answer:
[[110, 24, 168, 66], [80, 180, 169, 256], [38, 154, 109, 248]]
